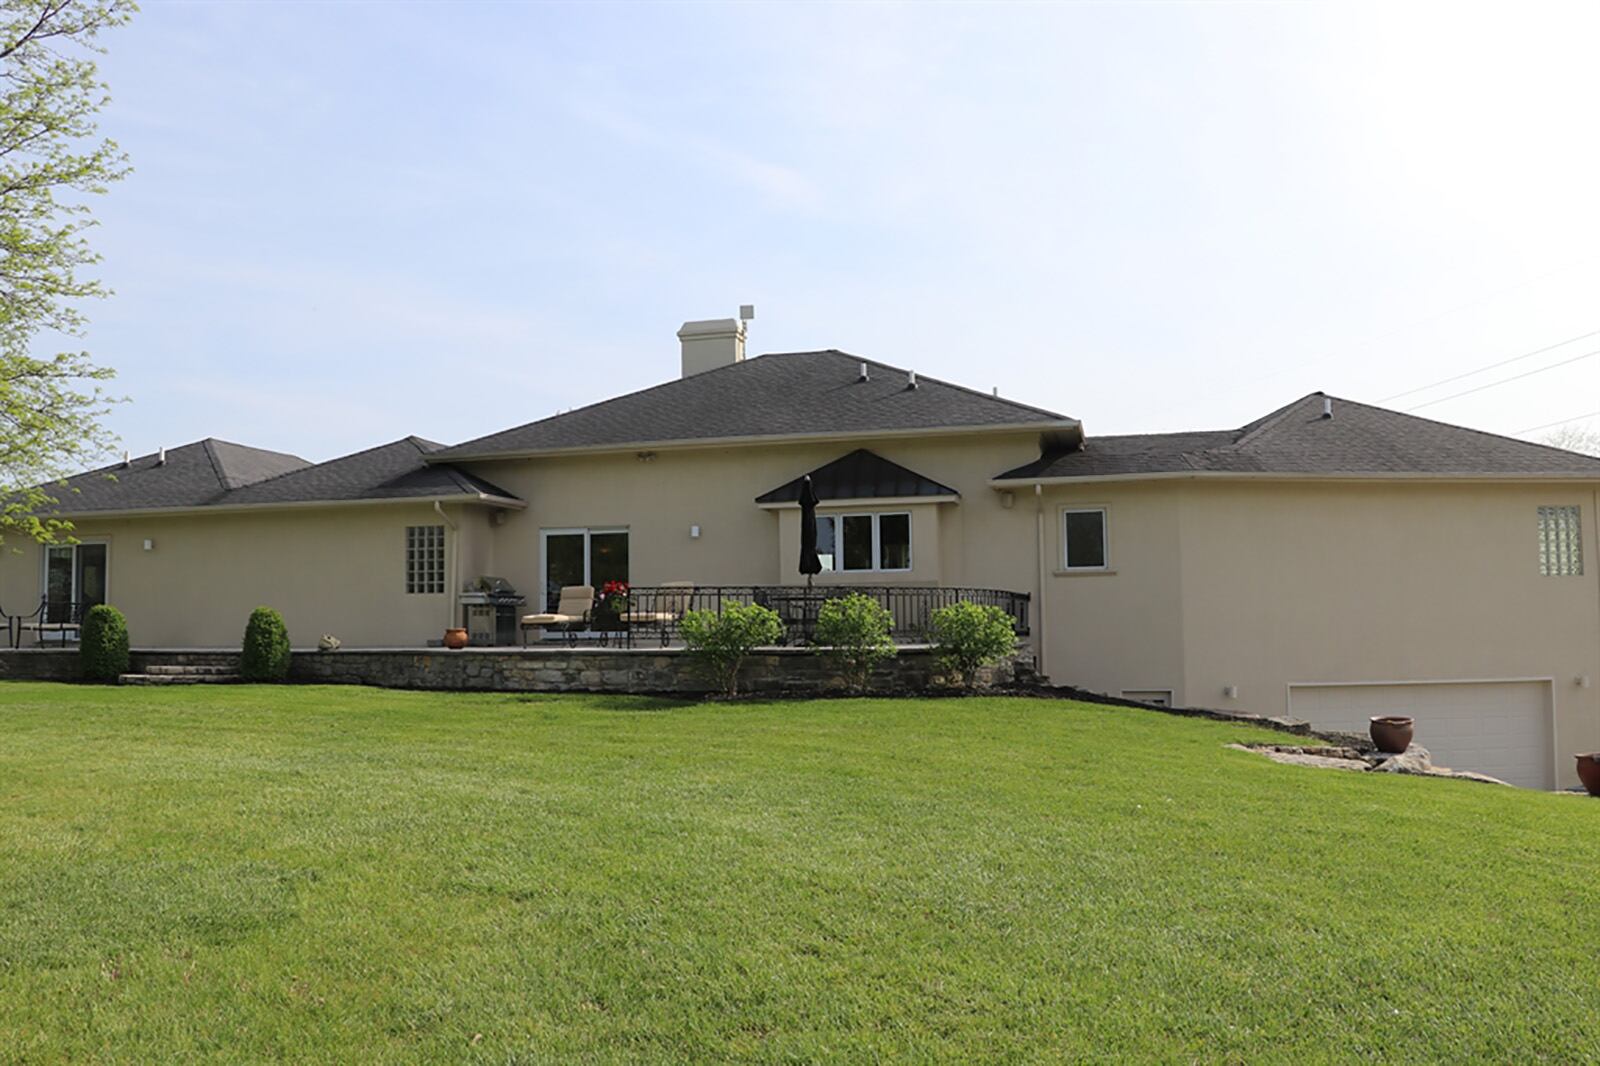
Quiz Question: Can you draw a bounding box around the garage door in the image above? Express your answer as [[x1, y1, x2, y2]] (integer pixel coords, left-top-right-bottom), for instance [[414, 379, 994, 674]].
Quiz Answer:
[[1287, 680, 1554, 789]]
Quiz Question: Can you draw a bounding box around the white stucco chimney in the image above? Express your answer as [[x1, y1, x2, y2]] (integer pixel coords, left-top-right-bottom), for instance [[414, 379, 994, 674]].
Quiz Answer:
[[678, 318, 746, 378]]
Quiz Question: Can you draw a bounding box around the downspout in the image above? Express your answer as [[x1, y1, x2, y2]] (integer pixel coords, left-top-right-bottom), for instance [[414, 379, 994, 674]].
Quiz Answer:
[[434, 500, 459, 634], [1034, 483, 1048, 682]]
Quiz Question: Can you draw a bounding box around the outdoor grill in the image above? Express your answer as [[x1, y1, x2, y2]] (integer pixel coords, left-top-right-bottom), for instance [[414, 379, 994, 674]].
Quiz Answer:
[[458, 577, 526, 646]]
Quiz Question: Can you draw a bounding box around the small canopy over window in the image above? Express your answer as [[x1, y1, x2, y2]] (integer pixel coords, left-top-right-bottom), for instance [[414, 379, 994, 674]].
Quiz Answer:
[[755, 449, 959, 505]]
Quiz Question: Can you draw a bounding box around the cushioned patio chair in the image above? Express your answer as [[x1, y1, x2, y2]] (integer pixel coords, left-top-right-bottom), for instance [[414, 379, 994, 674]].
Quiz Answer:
[[521, 585, 594, 646], [621, 582, 695, 647]]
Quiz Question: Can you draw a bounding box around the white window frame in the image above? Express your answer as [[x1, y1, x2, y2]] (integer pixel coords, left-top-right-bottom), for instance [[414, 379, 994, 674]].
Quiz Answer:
[[539, 527, 630, 597], [405, 525, 446, 595], [40, 539, 111, 605], [819, 511, 912, 573], [1061, 506, 1109, 571], [1537, 505, 1583, 576]]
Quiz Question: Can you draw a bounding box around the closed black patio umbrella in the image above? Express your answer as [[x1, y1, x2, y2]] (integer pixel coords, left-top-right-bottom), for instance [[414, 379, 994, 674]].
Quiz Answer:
[[798, 475, 822, 588]]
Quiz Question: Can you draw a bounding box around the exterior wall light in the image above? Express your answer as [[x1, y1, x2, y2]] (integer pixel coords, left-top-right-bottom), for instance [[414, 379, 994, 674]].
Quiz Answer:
[[143, 538, 154, 551], [690, 525, 701, 539]]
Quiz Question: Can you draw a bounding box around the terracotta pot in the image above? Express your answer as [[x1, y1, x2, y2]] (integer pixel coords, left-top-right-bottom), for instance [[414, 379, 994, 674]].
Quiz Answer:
[[1576, 754, 1600, 796], [443, 627, 469, 650], [1369, 715, 1414, 754]]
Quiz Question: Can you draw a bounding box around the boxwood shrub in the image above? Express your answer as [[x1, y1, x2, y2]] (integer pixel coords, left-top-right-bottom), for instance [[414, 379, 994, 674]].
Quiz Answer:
[[241, 606, 292, 682], [929, 601, 1018, 689], [79, 604, 129, 682]]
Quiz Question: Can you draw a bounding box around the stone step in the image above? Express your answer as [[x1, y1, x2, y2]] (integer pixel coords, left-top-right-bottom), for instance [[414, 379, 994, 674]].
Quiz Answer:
[[117, 673, 242, 686], [142, 664, 235, 676]]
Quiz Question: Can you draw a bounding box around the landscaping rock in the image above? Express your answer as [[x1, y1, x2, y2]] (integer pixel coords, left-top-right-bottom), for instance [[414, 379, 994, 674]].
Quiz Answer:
[[1371, 745, 1433, 775]]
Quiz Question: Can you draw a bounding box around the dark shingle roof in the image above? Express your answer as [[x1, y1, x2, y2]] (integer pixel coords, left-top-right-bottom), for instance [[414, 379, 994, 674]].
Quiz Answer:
[[997, 394, 1600, 481], [430, 350, 1075, 460], [755, 449, 960, 504], [40, 440, 310, 514], [39, 438, 519, 515], [221, 437, 518, 507]]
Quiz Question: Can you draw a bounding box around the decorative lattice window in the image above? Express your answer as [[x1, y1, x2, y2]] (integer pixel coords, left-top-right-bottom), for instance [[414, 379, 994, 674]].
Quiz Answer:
[[1538, 506, 1583, 576], [406, 525, 445, 593]]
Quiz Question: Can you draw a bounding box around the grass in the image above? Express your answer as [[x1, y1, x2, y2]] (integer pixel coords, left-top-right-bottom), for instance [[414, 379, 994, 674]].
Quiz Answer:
[[2, 684, 1598, 1063]]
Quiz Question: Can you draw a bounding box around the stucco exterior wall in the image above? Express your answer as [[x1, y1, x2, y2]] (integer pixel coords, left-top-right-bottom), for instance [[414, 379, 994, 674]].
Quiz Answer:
[[465, 433, 1043, 613], [0, 502, 474, 648], [1172, 481, 1600, 787]]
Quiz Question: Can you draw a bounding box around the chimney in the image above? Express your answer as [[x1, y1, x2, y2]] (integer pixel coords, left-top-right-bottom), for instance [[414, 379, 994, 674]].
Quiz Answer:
[[677, 317, 747, 378]]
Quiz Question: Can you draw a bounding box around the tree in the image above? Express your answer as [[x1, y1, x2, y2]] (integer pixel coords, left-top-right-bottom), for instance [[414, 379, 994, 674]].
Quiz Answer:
[[0, 0, 134, 546], [1543, 426, 1600, 457]]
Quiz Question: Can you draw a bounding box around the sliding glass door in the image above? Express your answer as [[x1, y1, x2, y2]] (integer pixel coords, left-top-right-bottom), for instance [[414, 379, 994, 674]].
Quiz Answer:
[[541, 528, 628, 610], [44, 543, 107, 622]]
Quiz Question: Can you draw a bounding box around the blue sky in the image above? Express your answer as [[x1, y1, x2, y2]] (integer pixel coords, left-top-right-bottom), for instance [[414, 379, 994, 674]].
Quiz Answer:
[[76, 1, 1600, 461]]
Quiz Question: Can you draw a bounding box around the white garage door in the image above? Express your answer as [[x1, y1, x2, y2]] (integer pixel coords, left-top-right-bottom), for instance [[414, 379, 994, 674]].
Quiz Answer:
[[1288, 680, 1554, 789]]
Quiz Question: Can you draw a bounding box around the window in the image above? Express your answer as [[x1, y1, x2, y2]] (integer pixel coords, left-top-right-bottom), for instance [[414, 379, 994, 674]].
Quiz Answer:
[[541, 528, 629, 610], [406, 525, 445, 594], [1062, 508, 1108, 570], [1538, 505, 1583, 576], [814, 512, 912, 573], [42, 542, 108, 622]]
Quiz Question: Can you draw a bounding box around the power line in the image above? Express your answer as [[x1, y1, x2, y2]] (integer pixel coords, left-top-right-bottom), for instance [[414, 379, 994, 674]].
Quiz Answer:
[[1516, 410, 1600, 435], [1404, 347, 1600, 412], [1380, 328, 1600, 403]]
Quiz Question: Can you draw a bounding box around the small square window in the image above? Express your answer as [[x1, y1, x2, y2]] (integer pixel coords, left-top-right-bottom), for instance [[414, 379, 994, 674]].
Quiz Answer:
[[1538, 506, 1583, 576], [1063, 508, 1107, 570]]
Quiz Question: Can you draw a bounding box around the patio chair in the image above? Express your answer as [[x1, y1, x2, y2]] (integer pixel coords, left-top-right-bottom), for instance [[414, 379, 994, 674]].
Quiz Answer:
[[621, 582, 695, 647], [521, 585, 593, 646]]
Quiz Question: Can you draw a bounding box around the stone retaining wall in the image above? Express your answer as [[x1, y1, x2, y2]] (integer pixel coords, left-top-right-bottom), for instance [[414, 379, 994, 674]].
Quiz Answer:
[[0, 645, 1031, 696]]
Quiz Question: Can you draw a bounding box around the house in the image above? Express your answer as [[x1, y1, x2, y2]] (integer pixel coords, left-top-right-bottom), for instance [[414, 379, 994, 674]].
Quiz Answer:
[[6, 314, 1600, 789]]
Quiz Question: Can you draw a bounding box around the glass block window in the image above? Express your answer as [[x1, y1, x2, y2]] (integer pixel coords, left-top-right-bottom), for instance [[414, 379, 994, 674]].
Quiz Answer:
[[406, 525, 445, 593], [1538, 506, 1583, 576]]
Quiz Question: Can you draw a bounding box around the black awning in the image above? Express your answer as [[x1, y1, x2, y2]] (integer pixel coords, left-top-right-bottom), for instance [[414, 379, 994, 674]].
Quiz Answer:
[[755, 449, 959, 504]]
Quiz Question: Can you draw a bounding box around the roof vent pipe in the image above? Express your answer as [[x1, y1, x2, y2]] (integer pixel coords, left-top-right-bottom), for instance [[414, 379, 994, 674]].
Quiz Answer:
[[156, 446, 166, 466], [858, 362, 869, 382], [1322, 397, 1333, 419], [908, 370, 919, 390], [122, 450, 130, 468]]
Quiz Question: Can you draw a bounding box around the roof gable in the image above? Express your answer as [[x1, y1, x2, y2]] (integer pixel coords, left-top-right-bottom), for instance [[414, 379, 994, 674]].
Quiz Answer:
[[755, 449, 959, 504], [219, 437, 519, 507], [38, 440, 311, 514], [997, 393, 1600, 481], [431, 350, 1075, 460]]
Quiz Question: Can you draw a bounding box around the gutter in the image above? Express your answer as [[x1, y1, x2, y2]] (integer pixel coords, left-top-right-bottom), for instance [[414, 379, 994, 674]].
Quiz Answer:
[[37, 491, 528, 522], [434, 501, 460, 634], [1034, 483, 1049, 682], [426, 419, 1082, 464], [990, 470, 1600, 489]]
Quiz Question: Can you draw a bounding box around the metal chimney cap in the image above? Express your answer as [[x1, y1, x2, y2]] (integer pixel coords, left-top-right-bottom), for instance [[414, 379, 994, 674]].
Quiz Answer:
[[739, 304, 755, 321]]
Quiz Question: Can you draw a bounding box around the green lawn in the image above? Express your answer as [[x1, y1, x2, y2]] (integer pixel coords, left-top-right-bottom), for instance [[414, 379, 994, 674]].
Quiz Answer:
[[2, 684, 1598, 1063]]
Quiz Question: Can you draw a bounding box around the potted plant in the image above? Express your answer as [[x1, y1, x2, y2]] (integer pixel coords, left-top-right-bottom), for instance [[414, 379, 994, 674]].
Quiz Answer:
[[1575, 754, 1600, 796], [600, 580, 630, 614], [443, 627, 469, 650], [1369, 715, 1414, 754]]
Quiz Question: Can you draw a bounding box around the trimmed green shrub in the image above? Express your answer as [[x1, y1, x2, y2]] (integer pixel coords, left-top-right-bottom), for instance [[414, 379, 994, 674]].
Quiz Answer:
[[813, 592, 896, 693], [679, 602, 784, 697], [79, 604, 129, 682], [241, 606, 292, 682], [929, 601, 1018, 689]]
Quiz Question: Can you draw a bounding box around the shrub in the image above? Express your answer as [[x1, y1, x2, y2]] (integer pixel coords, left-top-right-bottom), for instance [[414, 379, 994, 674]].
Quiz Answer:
[[679, 602, 784, 697], [813, 592, 896, 693], [79, 604, 129, 682], [241, 606, 292, 682], [929, 601, 1018, 689]]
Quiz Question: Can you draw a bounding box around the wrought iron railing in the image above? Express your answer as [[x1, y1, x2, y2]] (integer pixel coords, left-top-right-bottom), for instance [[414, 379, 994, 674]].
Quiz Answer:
[[590, 585, 1030, 648]]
